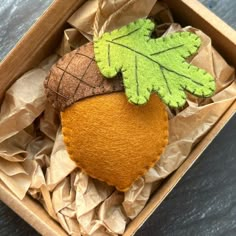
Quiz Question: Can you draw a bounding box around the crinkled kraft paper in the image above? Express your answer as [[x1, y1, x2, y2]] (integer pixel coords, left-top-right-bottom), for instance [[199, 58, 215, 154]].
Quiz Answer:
[[0, 0, 235, 235]]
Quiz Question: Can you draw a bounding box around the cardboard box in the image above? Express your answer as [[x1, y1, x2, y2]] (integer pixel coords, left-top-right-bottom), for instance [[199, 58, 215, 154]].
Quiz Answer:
[[0, 0, 236, 235]]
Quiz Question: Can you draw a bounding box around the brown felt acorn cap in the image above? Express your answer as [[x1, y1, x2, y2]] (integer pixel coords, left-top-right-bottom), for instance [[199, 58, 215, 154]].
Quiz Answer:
[[44, 42, 124, 111]]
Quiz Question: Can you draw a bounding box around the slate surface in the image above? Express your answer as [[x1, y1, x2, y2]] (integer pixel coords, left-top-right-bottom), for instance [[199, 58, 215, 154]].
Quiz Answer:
[[137, 114, 236, 236], [0, 0, 53, 61], [0, 0, 236, 235], [200, 0, 236, 29]]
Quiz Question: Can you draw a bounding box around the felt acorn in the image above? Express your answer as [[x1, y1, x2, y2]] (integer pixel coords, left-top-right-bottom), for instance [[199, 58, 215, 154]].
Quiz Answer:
[[45, 19, 215, 191]]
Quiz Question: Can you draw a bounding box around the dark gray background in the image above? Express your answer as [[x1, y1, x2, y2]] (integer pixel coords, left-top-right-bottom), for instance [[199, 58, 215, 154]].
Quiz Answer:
[[0, 0, 236, 235], [137, 114, 236, 236]]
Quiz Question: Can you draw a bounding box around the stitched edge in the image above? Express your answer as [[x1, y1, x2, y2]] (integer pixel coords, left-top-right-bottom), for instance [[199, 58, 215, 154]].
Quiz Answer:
[[95, 25, 215, 109], [61, 98, 169, 192]]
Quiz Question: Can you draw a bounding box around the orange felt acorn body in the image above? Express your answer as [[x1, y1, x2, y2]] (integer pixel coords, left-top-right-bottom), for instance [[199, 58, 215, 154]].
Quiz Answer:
[[61, 93, 168, 191]]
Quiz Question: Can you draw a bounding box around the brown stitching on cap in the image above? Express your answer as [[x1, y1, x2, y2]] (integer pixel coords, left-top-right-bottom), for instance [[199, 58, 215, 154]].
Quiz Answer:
[[75, 52, 95, 61], [72, 57, 95, 99], [55, 54, 76, 102], [46, 43, 124, 111], [56, 65, 96, 88]]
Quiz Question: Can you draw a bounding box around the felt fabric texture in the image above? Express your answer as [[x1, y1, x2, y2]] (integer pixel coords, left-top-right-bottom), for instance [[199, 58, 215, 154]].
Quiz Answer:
[[44, 42, 124, 111], [94, 19, 216, 108], [61, 92, 168, 192]]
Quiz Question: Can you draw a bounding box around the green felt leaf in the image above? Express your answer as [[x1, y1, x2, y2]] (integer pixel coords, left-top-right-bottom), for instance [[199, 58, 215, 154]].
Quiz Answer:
[[94, 19, 216, 108]]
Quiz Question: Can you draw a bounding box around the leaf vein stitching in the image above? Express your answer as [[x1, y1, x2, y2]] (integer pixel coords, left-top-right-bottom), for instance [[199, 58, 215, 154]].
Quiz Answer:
[[112, 28, 140, 41], [106, 40, 204, 87], [135, 54, 139, 96], [150, 44, 184, 56], [160, 66, 172, 95], [108, 44, 111, 66]]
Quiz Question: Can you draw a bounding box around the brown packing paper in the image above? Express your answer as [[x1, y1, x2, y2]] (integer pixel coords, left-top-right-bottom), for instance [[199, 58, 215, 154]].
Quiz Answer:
[[56, 28, 89, 57], [46, 127, 77, 191], [0, 0, 235, 235], [68, 0, 158, 38], [67, 0, 172, 39]]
